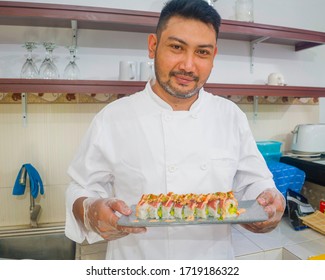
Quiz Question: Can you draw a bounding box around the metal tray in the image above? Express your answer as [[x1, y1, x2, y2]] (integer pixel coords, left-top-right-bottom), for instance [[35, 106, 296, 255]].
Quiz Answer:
[[117, 200, 268, 227]]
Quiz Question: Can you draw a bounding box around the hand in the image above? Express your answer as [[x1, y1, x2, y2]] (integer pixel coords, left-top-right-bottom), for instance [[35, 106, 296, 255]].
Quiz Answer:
[[83, 197, 146, 241], [241, 188, 286, 233]]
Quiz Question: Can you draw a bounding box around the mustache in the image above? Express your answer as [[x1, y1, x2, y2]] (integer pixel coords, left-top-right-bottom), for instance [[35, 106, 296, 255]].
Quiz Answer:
[[170, 70, 199, 82]]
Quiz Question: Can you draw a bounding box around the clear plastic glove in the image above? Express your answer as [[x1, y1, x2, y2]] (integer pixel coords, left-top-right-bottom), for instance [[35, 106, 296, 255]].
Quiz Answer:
[[83, 197, 146, 241], [241, 188, 286, 233]]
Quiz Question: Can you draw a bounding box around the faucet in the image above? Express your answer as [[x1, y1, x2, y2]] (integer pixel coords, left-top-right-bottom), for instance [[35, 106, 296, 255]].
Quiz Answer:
[[29, 196, 41, 228], [19, 166, 42, 228]]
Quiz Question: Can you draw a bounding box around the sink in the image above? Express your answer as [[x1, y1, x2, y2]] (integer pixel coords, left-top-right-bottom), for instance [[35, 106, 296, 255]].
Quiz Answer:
[[0, 226, 76, 260]]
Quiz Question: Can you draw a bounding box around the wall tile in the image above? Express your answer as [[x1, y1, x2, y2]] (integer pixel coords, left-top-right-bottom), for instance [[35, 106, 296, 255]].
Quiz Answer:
[[0, 103, 105, 227], [0, 100, 320, 228]]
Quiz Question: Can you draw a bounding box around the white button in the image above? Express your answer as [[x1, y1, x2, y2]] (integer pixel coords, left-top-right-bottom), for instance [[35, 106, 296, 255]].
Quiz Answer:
[[168, 165, 177, 173], [164, 114, 172, 121], [200, 163, 208, 170]]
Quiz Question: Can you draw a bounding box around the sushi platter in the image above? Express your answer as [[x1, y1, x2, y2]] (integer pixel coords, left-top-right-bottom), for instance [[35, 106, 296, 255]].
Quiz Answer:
[[117, 200, 268, 227]]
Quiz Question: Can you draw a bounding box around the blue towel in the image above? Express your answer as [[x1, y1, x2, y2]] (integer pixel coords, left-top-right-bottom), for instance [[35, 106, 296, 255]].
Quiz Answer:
[[13, 164, 44, 198]]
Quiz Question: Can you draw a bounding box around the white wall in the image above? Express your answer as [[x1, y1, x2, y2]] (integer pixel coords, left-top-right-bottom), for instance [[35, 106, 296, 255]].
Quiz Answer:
[[320, 98, 325, 122], [2, 0, 325, 31], [0, 0, 324, 227], [1, 0, 325, 85]]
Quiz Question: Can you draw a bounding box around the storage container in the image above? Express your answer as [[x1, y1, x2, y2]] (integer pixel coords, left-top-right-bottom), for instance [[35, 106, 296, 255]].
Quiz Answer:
[[267, 161, 305, 197], [256, 141, 282, 162]]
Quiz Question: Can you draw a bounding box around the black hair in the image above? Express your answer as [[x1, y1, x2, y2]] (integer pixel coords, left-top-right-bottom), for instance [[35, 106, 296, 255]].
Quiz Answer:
[[156, 0, 222, 41]]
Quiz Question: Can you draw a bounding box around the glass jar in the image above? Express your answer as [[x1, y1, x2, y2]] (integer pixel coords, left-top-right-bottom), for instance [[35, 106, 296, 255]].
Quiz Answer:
[[235, 0, 254, 22]]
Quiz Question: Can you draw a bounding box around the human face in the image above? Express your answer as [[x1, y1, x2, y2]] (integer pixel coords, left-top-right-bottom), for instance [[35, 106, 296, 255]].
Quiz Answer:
[[148, 16, 217, 103]]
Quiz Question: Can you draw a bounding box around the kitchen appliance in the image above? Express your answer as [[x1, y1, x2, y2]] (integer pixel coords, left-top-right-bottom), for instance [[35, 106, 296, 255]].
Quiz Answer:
[[291, 124, 325, 154]]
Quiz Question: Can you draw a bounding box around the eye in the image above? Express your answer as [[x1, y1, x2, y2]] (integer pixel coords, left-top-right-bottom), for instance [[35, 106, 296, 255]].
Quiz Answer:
[[170, 44, 182, 51], [197, 49, 211, 56]]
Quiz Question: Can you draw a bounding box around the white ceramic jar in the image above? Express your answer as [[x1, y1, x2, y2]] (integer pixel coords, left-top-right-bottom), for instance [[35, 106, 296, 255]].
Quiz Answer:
[[235, 0, 254, 22]]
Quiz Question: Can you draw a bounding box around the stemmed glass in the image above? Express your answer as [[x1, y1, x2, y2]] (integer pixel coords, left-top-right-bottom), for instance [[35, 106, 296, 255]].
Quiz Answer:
[[39, 42, 60, 79], [63, 46, 80, 80], [20, 42, 39, 79], [205, 0, 217, 6]]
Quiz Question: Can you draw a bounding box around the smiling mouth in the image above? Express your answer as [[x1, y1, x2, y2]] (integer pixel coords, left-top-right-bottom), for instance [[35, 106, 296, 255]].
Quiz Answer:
[[175, 75, 194, 85], [171, 72, 199, 86]]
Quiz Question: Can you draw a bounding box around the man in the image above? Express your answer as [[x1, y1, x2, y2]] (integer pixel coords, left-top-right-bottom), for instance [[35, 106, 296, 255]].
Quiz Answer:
[[65, 0, 285, 259]]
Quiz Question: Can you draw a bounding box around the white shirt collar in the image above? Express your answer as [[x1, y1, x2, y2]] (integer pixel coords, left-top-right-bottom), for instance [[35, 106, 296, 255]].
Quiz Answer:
[[145, 80, 205, 112]]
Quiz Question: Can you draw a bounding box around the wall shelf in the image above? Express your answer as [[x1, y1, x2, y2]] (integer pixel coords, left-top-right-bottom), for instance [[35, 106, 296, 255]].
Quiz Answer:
[[0, 79, 324, 98], [1, 1, 325, 51], [0, 2, 325, 97]]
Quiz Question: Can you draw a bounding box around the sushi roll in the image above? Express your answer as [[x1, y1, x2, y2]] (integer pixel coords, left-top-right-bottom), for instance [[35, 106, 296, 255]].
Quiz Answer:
[[173, 194, 185, 219], [136, 194, 149, 220], [196, 194, 211, 219], [161, 192, 175, 219], [183, 193, 197, 219], [214, 192, 228, 220], [223, 192, 239, 218], [207, 194, 221, 219], [135, 191, 240, 220], [147, 194, 162, 219]]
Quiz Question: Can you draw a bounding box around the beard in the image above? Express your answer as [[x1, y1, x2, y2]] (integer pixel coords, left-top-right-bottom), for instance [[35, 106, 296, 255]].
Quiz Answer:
[[154, 62, 203, 99]]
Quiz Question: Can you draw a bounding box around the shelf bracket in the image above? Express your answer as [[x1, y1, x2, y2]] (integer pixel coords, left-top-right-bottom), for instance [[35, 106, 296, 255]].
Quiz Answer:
[[253, 95, 259, 122], [71, 20, 78, 48], [250, 36, 270, 73], [21, 92, 27, 127]]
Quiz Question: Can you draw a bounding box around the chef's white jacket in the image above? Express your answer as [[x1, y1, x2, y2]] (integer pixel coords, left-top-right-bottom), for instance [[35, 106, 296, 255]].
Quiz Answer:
[[65, 81, 276, 259]]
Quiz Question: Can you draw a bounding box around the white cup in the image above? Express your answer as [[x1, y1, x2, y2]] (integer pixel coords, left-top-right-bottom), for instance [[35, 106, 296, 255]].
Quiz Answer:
[[140, 61, 155, 81], [267, 73, 285, 86], [119, 61, 137, 81]]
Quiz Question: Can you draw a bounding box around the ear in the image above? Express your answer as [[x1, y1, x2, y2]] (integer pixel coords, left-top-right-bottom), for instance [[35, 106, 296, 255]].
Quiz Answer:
[[212, 46, 218, 68], [148, 34, 157, 59], [214, 45, 218, 57]]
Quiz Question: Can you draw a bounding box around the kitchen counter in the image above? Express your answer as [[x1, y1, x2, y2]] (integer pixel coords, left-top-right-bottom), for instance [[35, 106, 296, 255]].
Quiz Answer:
[[76, 215, 325, 260], [280, 155, 325, 186], [279, 155, 325, 211], [2, 218, 322, 260], [232, 215, 325, 260]]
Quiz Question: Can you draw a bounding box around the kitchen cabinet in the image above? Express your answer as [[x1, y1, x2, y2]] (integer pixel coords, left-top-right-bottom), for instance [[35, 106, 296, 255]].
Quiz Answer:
[[0, 1, 325, 97]]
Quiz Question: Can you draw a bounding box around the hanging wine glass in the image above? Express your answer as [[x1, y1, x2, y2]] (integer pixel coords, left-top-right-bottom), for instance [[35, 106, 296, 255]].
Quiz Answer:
[[63, 46, 80, 80], [205, 0, 217, 6], [39, 42, 60, 79], [20, 42, 39, 79]]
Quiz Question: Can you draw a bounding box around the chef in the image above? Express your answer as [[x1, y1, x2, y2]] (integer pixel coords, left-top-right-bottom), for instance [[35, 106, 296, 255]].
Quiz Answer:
[[65, 0, 285, 259]]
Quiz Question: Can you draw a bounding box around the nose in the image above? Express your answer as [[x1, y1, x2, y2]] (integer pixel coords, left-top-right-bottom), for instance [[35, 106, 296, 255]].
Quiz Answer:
[[179, 52, 196, 73]]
